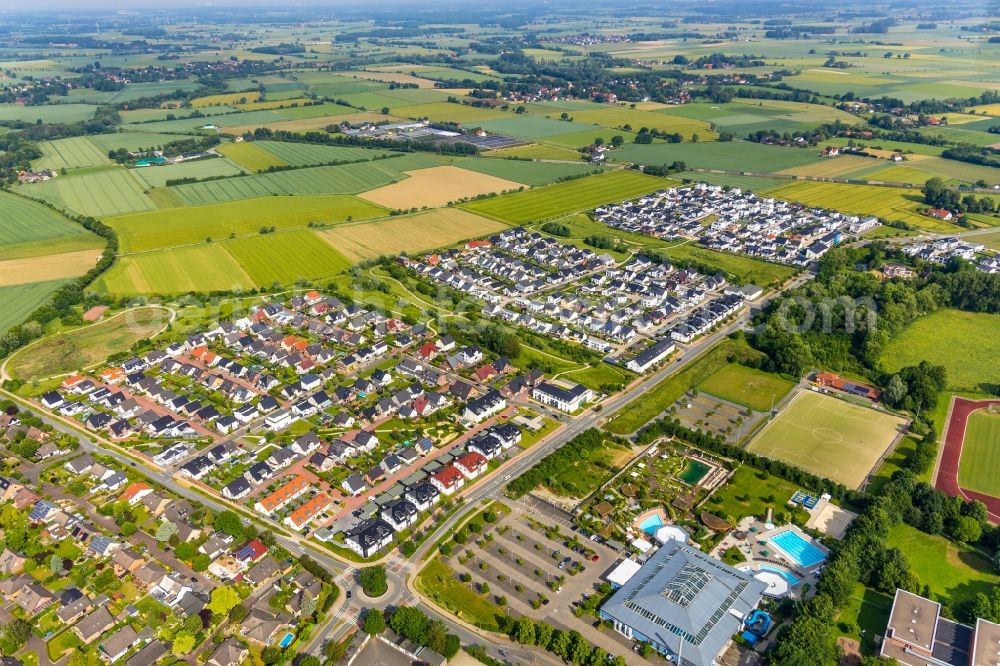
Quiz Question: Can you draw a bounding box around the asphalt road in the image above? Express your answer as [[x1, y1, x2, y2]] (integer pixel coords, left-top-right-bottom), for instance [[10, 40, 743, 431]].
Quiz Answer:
[[0, 267, 814, 665]]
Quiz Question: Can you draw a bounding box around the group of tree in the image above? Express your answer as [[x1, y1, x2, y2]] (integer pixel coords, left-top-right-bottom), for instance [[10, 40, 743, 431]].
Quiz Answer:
[[358, 565, 388, 597], [507, 429, 624, 498], [386, 606, 461, 658], [498, 614, 627, 666], [922, 177, 998, 215]]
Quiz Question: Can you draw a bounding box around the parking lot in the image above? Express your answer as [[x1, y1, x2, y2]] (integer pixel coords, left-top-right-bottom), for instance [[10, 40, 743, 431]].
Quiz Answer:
[[441, 506, 650, 664]]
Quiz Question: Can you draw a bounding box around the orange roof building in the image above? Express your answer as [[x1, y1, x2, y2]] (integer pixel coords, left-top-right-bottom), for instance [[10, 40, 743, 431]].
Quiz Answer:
[[281, 335, 308, 352], [99, 368, 126, 384], [814, 372, 881, 401], [62, 375, 86, 389], [254, 474, 310, 515], [119, 482, 153, 505], [284, 493, 332, 530]]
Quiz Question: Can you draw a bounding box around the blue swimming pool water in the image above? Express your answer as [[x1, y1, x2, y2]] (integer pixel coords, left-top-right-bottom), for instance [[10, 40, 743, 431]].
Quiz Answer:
[[638, 514, 663, 535], [759, 564, 800, 585], [279, 632, 295, 648], [770, 530, 826, 568]]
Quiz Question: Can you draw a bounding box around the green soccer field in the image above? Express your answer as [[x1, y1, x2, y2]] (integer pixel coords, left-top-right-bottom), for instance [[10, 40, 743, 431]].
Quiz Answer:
[[957, 409, 1000, 498], [747, 390, 908, 489]]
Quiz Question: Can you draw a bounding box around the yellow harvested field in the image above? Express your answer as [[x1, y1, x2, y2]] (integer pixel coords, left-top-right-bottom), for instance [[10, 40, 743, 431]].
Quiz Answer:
[[192, 91, 262, 107], [358, 166, 524, 209], [777, 155, 880, 178], [970, 103, 1000, 117], [348, 70, 437, 88], [320, 208, 507, 262], [0, 249, 101, 286], [863, 149, 933, 162]]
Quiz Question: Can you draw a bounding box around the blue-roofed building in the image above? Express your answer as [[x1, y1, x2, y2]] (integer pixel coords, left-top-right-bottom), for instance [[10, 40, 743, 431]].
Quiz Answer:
[[599, 542, 767, 666], [29, 500, 60, 522]]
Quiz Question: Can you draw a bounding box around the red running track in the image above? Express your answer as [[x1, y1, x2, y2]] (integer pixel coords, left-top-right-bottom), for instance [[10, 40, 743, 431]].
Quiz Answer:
[[935, 397, 1000, 523]]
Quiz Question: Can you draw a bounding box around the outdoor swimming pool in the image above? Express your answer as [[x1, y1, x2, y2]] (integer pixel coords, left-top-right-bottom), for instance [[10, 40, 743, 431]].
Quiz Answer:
[[278, 632, 295, 648], [638, 513, 664, 535], [770, 530, 827, 568], [759, 564, 800, 585]]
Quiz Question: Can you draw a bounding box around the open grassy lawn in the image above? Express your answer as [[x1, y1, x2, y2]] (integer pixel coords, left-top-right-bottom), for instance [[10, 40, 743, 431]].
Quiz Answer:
[[415, 558, 502, 631], [131, 157, 245, 188], [0, 280, 71, 332], [868, 436, 923, 495], [18, 168, 156, 218], [109, 195, 386, 252], [835, 584, 894, 655], [880, 309, 1000, 393], [544, 438, 633, 499], [957, 409, 1000, 498], [7, 306, 171, 380], [747, 391, 908, 490], [654, 240, 796, 288], [697, 364, 796, 412], [604, 339, 766, 435], [320, 208, 507, 262], [704, 465, 804, 524], [885, 522, 1000, 608], [462, 170, 665, 223], [33, 136, 111, 171]]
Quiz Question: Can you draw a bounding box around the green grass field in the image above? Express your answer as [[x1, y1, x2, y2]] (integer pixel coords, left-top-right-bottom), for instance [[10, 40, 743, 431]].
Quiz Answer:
[[131, 157, 245, 188], [747, 390, 907, 489], [654, 240, 797, 288], [885, 522, 999, 608], [415, 559, 502, 632], [224, 231, 352, 285], [604, 339, 766, 435], [705, 465, 805, 524], [33, 137, 110, 171], [7, 306, 171, 380], [19, 168, 155, 218], [697, 364, 796, 412], [957, 409, 1000, 497], [109, 195, 386, 252], [880, 309, 1000, 392], [0, 280, 71, 332], [462, 170, 665, 223]]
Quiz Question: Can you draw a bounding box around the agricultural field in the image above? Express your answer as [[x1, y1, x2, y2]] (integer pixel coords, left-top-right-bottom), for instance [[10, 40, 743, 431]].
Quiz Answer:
[[569, 107, 716, 138], [97, 230, 351, 295], [776, 155, 883, 178], [696, 364, 796, 412], [762, 181, 967, 231], [452, 158, 600, 186], [254, 141, 397, 167], [396, 102, 510, 124], [359, 166, 523, 209], [0, 103, 96, 124], [216, 141, 288, 172], [131, 157, 245, 188], [747, 390, 908, 489], [476, 115, 592, 139], [169, 155, 440, 205], [0, 249, 102, 286], [191, 91, 262, 107], [6, 306, 172, 381], [0, 280, 71, 333], [109, 195, 385, 252], [614, 141, 823, 172], [0, 191, 101, 257], [33, 136, 111, 171], [18, 168, 156, 218], [463, 170, 665, 223], [957, 409, 1000, 498], [87, 132, 201, 155], [487, 143, 585, 161], [320, 208, 507, 262], [880, 309, 1000, 393]]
